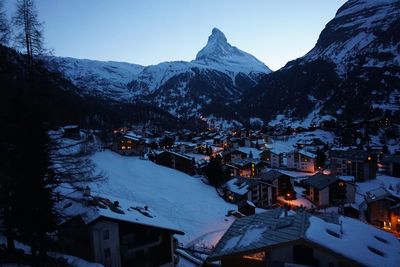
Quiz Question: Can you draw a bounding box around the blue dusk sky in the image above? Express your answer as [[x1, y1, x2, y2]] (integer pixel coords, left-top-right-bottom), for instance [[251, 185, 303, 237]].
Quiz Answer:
[[5, 0, 347, 70]]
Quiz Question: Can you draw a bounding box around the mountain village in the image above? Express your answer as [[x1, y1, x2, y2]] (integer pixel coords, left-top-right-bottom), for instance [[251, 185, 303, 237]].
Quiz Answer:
[[48, 119, 400, 267], [1, 0, 400, 266]]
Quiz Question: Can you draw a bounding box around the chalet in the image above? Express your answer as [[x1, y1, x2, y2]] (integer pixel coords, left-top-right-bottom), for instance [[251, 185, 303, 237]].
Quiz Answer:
[[230, 149, 248, 162], [251, 139, 266, 150], [258, 170, 296, 200], [269, 146, 288, 168], [229, 137, 241, 149], [63, 125, 81, 139], [287, 149, 317, 173], [222, 176, 277, 208], [173, 141, 197, 154], [113, 132, 145, 156], [364, 187, 400, 236], [303, 173, 356, 208], [236, 147, 262, 160], [226, 158, 266, 177], [330, 149, 377, 182], [153, 150, 195, 175], [58, 191, 184, 267], [207, 209, 400, 267], [382, 154, 400, 178]]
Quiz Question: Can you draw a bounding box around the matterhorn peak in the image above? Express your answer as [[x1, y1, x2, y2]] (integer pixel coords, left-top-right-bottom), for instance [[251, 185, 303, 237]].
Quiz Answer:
[[194, 28, 271, 74], [195, 27, 234, 61], [208, 27, 228, 44]]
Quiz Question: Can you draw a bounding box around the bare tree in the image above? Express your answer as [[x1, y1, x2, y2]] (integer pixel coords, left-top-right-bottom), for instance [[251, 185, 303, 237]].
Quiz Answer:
[[48, 132, 106, 189], [0, 0, 10, 45], [13, 0, 45, 62]]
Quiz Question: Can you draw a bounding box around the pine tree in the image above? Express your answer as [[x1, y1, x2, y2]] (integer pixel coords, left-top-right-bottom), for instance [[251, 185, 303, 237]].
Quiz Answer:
[[0, 0, 10, 45], [13, 0, 45, 63]]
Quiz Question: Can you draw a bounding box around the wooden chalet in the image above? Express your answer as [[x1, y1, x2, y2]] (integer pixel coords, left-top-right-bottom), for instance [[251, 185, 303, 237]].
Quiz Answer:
[[113, 132, 145, 156], [153, 150, 195, 175], [364, 187, 400, 236], [58, 191, 184, 267], [207, 209, 400, 267], [303, 173, 356, 208]]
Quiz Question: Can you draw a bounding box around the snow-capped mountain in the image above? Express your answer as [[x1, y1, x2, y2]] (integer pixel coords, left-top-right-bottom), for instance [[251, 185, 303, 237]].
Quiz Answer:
[[242, 0, 400, 125], [46, 57, 144, 100], [46, 28, 271, 117], [128, 28, 271, 117], [194, 28, 270, 75]]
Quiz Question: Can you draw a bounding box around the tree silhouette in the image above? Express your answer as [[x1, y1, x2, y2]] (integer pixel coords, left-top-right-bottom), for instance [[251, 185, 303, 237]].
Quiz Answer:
[[13, 0, 45, 63]]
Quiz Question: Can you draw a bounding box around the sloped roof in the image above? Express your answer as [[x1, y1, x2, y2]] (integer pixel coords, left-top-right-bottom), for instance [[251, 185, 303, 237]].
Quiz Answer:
[[58, 190, 184, 235], [209, 209, 310, 260], [364, 187, 393, 204], [257, 169, 290, 182], [329, 149, 369, 161], [303, 173, 338, 190], [208, 209, 400, 266]]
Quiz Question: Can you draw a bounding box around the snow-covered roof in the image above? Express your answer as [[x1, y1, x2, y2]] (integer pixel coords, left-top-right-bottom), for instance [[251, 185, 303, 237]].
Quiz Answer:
[[58, 190, 184, 235], [124, 132, 143, 141], [337, 175, 355, 182], [209, 209, 400, 266], [298, 149, 317, 159], [223, 177, 251, 196], [303, 173, 338, 190], [230, 158, 264, 168], [306, 215, 400, 267], [237, 147, 262, 159], [364, 187, 393, 203]]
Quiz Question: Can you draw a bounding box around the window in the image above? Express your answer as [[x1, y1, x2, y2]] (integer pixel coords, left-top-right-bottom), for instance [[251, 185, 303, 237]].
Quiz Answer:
[[103, 230, 110, 240], [383, 221, 391, 230]]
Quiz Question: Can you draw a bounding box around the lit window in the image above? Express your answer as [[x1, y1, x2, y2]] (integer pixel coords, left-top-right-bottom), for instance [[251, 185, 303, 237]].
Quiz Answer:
[[121, 146, 126, 150], [338, 181, 344, 187], [383, 221, 391, 230], [127, 146, 131, 149]]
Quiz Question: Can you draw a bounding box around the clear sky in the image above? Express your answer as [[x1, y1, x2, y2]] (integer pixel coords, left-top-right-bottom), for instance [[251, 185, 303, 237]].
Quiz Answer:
[[5, 0, 347, 70]]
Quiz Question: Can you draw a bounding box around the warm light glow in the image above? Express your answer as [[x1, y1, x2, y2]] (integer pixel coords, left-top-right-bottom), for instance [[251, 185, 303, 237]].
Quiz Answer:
[[368, 156, 372, 161], [242, 252, 265, 261], [121, 146, 126, 150], [339, 181, 344, 187], [384, 221, 391, 230]]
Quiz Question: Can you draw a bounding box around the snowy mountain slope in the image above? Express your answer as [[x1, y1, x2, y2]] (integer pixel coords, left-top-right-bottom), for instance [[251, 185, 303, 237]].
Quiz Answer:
[[90, 150, 235, 246], [242, 0, 400, 125], [46, 28, 272, 118], [304, 0, 400, 75], [46, 57, 144, 101]]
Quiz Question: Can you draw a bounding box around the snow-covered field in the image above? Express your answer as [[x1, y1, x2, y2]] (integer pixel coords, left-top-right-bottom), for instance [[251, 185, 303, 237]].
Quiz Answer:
[[90, 150, 235, 247]]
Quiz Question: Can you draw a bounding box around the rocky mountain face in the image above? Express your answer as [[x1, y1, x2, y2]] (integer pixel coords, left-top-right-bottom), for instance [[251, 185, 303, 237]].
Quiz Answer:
[[46, 28, 271, 118], [242, 0, 400, 126]]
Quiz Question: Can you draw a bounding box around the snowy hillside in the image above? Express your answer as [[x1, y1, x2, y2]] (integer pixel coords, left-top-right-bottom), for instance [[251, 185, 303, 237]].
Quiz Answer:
[[90, 150, 235, 247], [46, 57, 144, 101]]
